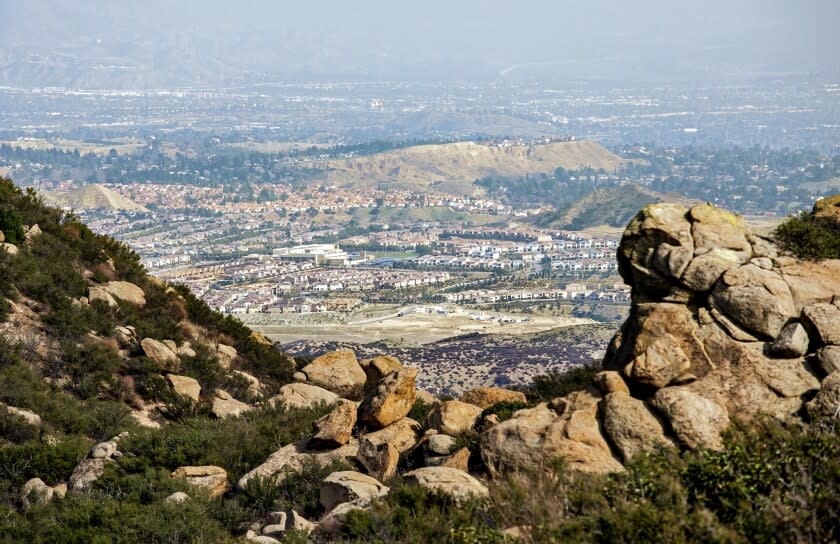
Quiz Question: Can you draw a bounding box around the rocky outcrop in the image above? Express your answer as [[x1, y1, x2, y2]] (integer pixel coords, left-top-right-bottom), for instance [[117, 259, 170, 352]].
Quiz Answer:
[[358, 367, 417, 429], [301, 350, 367, 400], [602, 392, 673, 462], [359, 355, 403, 384], [171, 465, 228, 498], [357, 439, 399, 482], [362, 417, 422, 453], [459, 386, 527, 409], [238, 439, 360, 490]]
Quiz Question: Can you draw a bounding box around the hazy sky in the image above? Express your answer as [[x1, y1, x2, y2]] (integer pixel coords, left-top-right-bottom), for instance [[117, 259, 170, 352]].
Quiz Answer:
[[1, 0, 838, 86]]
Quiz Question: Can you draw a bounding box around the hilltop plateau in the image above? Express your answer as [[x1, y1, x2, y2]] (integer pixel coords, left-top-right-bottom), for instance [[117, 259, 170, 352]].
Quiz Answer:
[[0, 175, 838, 543], [309, 140, 630, 195]]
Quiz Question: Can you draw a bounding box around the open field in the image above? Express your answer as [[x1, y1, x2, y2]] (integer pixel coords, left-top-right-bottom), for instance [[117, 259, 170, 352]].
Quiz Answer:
[[246, 305, 594, 346]]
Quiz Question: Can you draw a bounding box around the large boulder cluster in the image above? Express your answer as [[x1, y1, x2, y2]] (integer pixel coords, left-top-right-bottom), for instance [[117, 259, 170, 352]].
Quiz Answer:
[[479, 202, 840, 478]]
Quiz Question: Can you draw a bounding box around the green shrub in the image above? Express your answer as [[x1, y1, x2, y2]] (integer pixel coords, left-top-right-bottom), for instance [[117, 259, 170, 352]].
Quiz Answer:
[[0, 206, 24, 244], [0, 435, 90, 488], [474, 400, 528, 432], [0, 407, 40, 444], [775, 212, 840, 260], [523, 363, 600, 403]]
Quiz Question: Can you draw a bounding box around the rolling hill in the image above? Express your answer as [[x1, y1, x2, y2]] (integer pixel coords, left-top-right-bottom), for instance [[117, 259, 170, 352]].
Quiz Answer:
[[533, 182, 700, 230], [310, 140, 630, 196], [44, 184, 146, 212]]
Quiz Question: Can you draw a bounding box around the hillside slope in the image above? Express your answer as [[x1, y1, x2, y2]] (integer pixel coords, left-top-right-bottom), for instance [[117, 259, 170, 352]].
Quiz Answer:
[[534, 182, 699, 229], [310, 140, 629, 195], [44, 184, 147, 212]]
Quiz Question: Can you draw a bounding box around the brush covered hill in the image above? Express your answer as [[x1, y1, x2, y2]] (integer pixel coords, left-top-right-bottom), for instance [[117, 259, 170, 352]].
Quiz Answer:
[[43, 183, 147, 212], [533, 182, 699, 229], [1, 176, 839, 544], [310, 140, 629, 196]]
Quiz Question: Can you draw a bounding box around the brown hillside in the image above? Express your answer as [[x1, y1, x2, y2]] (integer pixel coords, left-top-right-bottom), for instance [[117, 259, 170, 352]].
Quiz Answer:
[[45, 184, 147, 212], [310, 140, 630, 195]]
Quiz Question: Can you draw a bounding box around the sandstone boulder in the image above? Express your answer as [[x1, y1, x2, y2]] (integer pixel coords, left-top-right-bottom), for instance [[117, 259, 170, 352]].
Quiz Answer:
[[319, 471, 389, 513], [780, 260, 840, 311], [403, 467, 488, 500], [651, 388, 729, 450], [358, 367, 417, 428], [3, 405, 42, 426], [806, 371, 840, 420], [481, 393, 622, 476], [232, 369, 263, 397], [711, 264, 797, 339], [769, 322, 810, 358], [310, 400, 357, 449], [88, 285, 117, 307], [165, 492, 190, 504], [21, 478, 54, 509], [426, 447, 471, 472], [301, 350, 367, 400], [357, 439, 399, 482], [212, 389, 252, 419], [239, 439, 360, 490], [688, 203, 751, 254], [216, 344, 238, 369], [459, 387, 527, 409], [426, 434, 457, 456], [359, 355, 403, 384], [427, 400, 483, 435], [141, 338, 180, 372], [815, 346, 840, 375], [593, 371, 630, 395], [103, 281, 146, 307], [68, 458, 108, 493], [602, 392, 673, 462], [415, 389, 439, 406], [681, 248, 746, 292], [171, 465, 228, 498], [362, 417, 422, 453], [166, 375, 201, 402], [114, 326, 138, 350], [1, 242, 18, 255], [801, 302, 840, 346], [268, 383, 338, 410], [618, 203, 694, 292]]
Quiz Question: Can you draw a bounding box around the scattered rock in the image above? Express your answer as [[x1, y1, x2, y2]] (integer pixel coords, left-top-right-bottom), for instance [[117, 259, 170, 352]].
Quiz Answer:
[[216, 343, 238, 369], [426, 434, 457, 455], [3, 404, 42, 426], [293, 371, 307, 383], [801, 302, 840, 346], [362, 417, 422, 453], [233, 369, 263, 397], [285, 509, 318, 533], [21, 478, 54, 509], [319, 497, 373, 534], [301, 350, 367, 400], [104, 281, 146, 307], [212, 389, 252, 419], [90, 440, 118, 459], [806, 371, 840, 420], [268, 383, 338, 410], [310, 400, 357, 449], [114, 326, 138, 350], [245, 532, 279, 544], [358, 367, 417, 428], [0, 242, 17, 255], [415, 389, 439, 406], [177, 342, 197, 358], [403, 467, 488, 500], [261, 520, 286, 538], [238, 439, 360, 489], [427, 400, 483, 435], [165, 492, 190, 504], [602, 392, 673, 462], [87, 285, 117, 307], [166, 374, 201, 402], [769, 322, 810, 358], [68, 458, 108, 493], [815, 346, 840, 375], [171, 466, 228, 498], [359, 355, 403, 384], [357, 439, 399, 482], [593, 371, 629, 395], [651, 388, 730, 450], [141, 338, 180, 372], [459, 386, 527, 409], [427, 447, 470, 472], [319, 471, 389, 513]]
